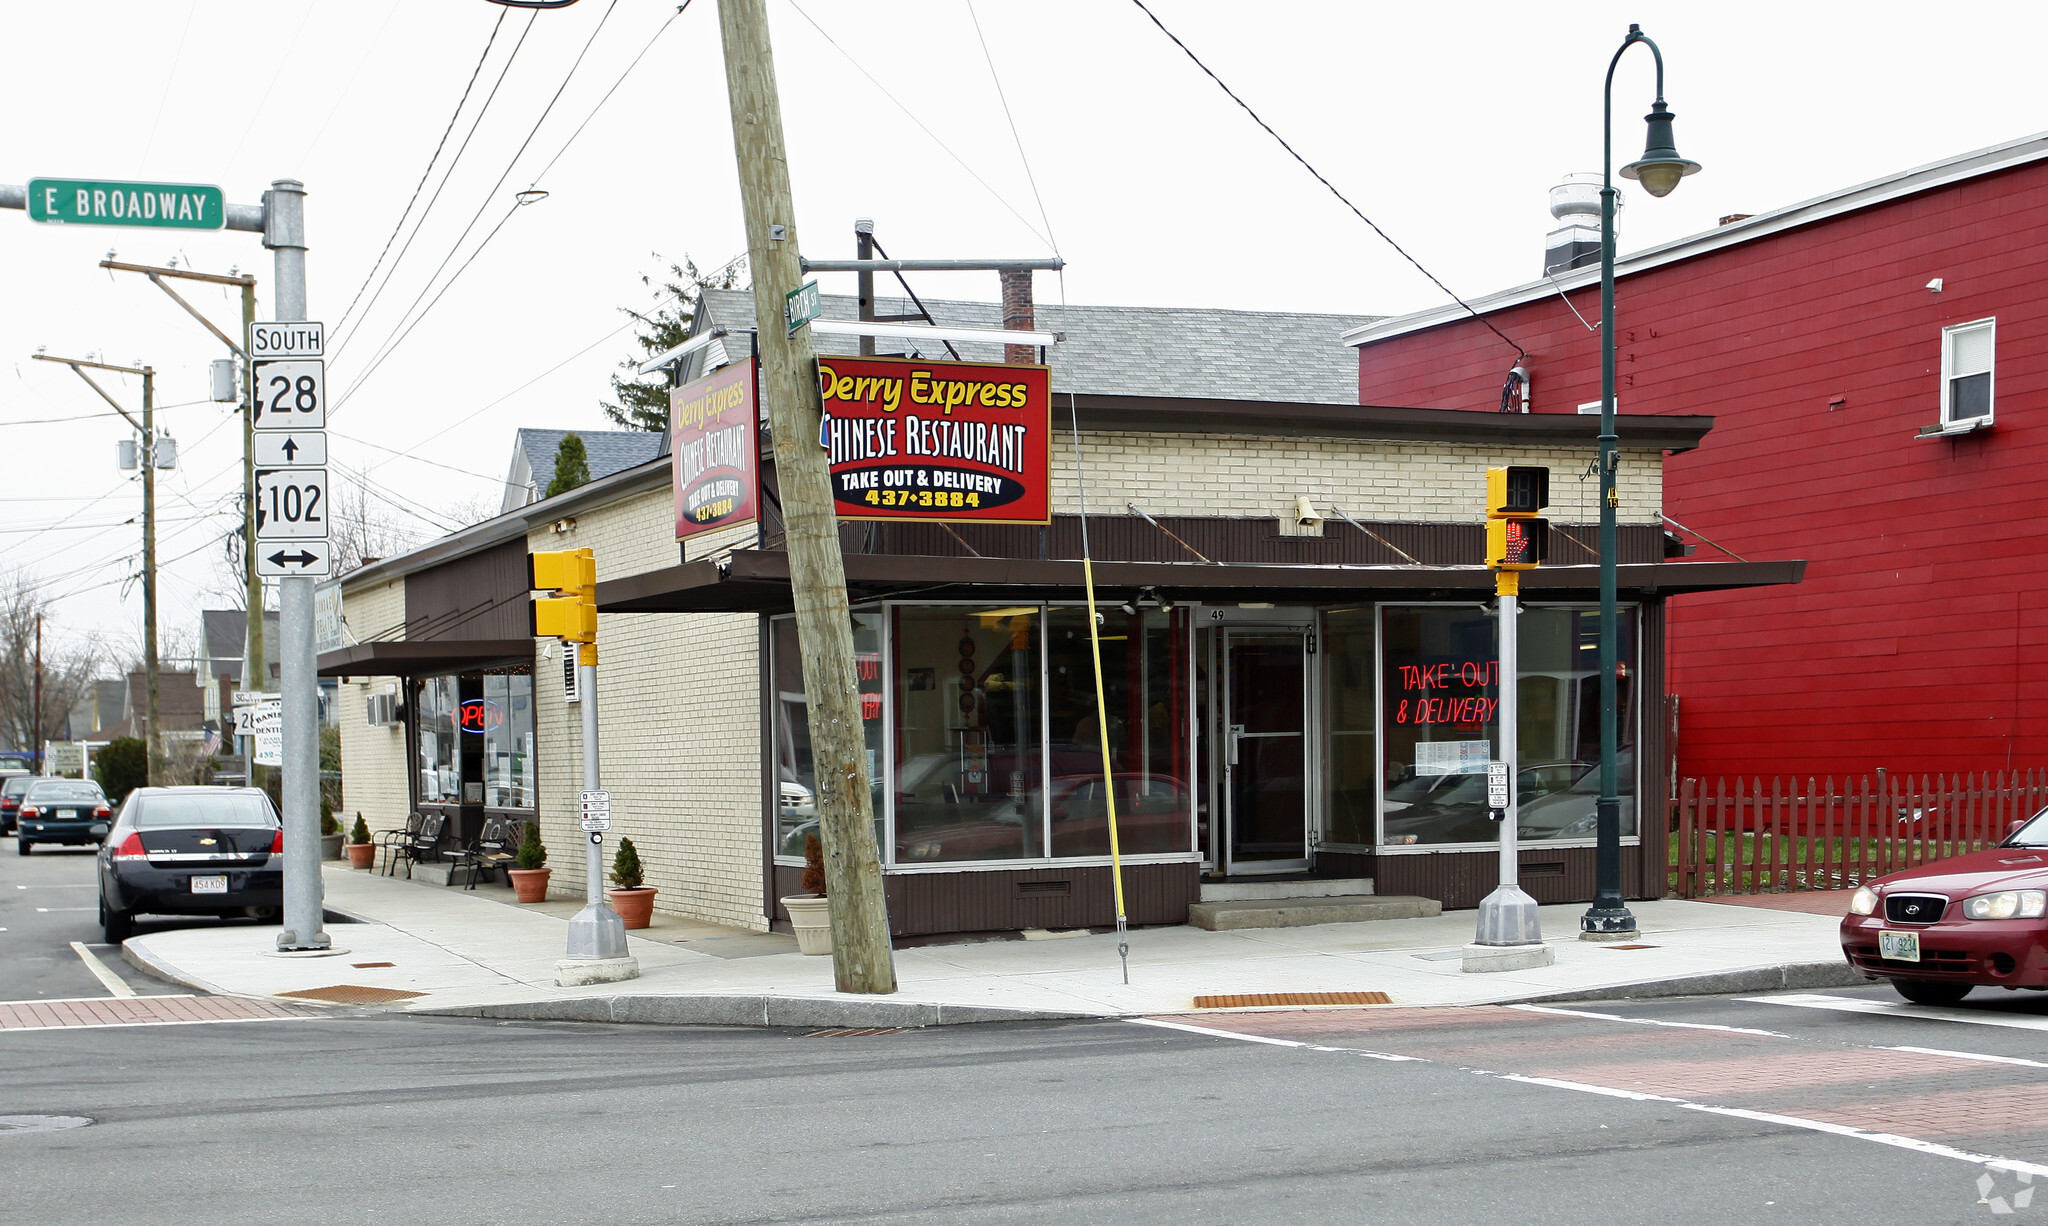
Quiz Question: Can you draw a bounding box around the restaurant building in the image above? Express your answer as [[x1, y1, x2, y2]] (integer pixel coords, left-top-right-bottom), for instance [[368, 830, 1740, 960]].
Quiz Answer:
[[323, 290, 1799, 936]]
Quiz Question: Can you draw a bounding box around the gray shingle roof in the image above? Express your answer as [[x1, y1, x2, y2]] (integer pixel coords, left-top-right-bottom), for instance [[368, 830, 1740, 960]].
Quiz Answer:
[[516, 428, 665, 494], [695, 289, 1378, 405]]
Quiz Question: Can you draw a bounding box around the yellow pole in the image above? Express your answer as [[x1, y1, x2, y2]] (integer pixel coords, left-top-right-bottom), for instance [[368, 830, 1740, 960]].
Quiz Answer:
[[1079, 554, 1130, 980]]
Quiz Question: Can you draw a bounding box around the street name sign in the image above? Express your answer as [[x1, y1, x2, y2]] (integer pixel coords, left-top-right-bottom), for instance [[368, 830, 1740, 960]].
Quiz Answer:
[[255, 468, 329, 540], [231, 691, 280, 708], [257, 541, 332, 577], [249, 321, 324, 359], [28, 178, 224, 229], [254, 432, 326, 467], [252, 360, 326, 430], [578, 788, 612, 833], [785, 280, 821, 337]]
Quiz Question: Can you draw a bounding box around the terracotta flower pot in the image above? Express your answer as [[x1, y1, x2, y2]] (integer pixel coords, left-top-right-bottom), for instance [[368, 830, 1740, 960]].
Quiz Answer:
[[508, 867, 553, 903], [608, 887, 657, 929], [781, 894, 832, 956], [344, 841, 375, 870]]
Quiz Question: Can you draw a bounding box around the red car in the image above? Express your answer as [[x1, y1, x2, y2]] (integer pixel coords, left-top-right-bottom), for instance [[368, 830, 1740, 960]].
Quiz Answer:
[[1840, 807, 2048, 1004]]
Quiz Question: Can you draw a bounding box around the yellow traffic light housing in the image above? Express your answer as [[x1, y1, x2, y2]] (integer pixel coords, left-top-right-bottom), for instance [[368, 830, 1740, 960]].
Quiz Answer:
[[1485, 466, 1549, 572], [529, 547, 597, 644], [1486, 517, 1549, 570], [1486, 465, 1549, 517]]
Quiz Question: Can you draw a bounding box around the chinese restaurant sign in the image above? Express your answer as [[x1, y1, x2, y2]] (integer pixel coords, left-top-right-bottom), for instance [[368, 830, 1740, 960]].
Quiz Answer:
[[671, 358, 760, 540], [819, 356, 1051, 524]]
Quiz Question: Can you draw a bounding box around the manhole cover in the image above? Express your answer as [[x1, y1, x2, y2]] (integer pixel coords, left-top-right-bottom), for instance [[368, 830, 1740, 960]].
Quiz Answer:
[[0, 1116, 93, 1134], [277, 985, 426, 1005], [1192, 992, 1392, 1009]]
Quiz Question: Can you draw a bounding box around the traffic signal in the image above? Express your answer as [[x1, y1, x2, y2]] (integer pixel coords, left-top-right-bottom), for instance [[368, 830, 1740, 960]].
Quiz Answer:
[[1485, 465, 1549, 571], [530, 548, 597, 643]]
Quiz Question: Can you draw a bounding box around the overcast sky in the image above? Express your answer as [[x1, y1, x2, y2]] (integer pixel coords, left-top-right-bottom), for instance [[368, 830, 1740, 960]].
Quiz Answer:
[[6, 0, 2046, 660]]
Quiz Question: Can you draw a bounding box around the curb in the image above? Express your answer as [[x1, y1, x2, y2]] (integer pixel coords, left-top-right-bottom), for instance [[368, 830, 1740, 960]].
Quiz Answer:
[[412, 995, 1103, 1030], [1514, 960, 1870, 1005], [120, 938, 225, 996]]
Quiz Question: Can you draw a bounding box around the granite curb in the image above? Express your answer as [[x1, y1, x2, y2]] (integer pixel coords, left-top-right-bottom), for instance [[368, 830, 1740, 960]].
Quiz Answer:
[[412, 995, 1103, 1029], [1514, 959, 1870, 1004]]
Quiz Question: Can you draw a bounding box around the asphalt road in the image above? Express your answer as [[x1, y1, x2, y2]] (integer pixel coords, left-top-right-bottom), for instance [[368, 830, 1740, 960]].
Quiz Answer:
[[7, 976, 2048, 1224], [0, 839, 198, 1000]]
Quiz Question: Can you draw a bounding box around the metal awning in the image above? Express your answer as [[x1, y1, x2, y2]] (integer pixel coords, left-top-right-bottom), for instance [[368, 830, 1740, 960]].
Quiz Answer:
[[317, 639, 534, 678], [598, 550, 1807, 615]]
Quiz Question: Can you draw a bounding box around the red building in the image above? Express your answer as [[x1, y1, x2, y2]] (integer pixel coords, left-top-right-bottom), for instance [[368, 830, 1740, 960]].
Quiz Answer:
[[1348, 134, 2048, 781]]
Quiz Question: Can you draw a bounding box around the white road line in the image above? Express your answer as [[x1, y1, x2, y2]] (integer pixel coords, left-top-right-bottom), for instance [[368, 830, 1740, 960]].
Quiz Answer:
[[1510, 1003, 1791, 1038], [35, 907, 94, 913], [1744, 993, 2048, 1032], [66, 942, 134, 998], [1132, 1017, 2048, 1179], [1882, 1045, 2048, 1070], [2, 995, 192, 1005]]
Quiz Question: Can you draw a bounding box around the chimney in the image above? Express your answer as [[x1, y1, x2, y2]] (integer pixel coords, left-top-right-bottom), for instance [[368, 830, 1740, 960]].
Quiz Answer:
[[1544, 173, 1619, 276], [1000, 268, 1034, 365]]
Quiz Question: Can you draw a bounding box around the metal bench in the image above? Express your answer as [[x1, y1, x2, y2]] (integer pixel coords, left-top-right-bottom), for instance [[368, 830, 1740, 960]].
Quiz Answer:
[[448, 817, 521, 890]]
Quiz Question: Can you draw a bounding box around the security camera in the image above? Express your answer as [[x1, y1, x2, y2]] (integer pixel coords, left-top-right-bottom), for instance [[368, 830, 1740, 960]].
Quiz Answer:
[[1295, 495, 1324, 527]]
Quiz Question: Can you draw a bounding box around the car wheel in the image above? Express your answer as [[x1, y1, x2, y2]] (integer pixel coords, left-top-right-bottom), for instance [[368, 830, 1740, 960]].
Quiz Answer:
[[1893, 978, 1973, 1006], [101, 899, 132, 945], [16, 838, 29, 855]]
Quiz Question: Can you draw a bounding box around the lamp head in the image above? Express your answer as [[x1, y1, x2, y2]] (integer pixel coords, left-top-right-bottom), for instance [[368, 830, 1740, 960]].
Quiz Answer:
[[1619, 101, 1701, 198]]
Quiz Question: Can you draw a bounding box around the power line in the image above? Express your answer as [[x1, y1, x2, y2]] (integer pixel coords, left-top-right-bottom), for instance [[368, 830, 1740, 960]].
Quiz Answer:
[[963, 0, 1057, 255], [332, 9, 510, 336], [0, 398, 215, 428], [527, 1, 693, 186], [1126, 0, 1525, 358]]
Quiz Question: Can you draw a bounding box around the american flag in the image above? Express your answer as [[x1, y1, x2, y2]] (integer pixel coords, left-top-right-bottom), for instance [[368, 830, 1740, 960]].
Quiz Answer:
[[200, 723, 222, 757]]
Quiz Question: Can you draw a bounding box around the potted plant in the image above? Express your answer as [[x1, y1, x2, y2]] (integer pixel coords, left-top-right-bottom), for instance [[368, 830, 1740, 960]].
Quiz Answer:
[[507, 823, 551, 903], [780, 833, 832, 955], [319, 799, 344, 861], [344, 812, 376, 870], [606, 836, 658, 929]]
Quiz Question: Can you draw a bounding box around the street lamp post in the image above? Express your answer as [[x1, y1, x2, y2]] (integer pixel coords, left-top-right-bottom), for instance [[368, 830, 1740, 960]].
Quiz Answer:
[[1584, 24, 1700, 942]]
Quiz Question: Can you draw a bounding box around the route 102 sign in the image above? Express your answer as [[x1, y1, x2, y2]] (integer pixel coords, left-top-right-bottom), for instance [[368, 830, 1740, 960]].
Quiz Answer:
[[254, 468, 329, 540]]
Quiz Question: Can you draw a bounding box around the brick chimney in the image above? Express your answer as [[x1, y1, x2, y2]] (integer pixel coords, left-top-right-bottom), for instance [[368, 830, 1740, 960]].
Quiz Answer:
[[1000, 269, 1034, 365]]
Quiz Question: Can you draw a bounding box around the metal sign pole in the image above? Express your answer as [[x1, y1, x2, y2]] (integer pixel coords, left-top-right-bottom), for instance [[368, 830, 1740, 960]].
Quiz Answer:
[[561, 644, 633, 982], [1465, 568, 1553, 971]]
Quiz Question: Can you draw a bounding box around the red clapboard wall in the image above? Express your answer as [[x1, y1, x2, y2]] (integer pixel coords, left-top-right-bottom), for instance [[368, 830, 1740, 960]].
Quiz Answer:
[[1353, 154, 2048, 781]]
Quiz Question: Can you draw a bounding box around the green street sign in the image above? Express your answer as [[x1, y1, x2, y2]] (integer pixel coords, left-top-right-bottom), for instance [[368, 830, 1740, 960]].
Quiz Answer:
[[27, 177, 225, 229], [785, 280, 822, 337]]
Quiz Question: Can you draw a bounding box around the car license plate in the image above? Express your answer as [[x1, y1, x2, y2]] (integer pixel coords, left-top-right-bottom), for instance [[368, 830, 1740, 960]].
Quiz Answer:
[[191, 875, 228, 895], [1879, 930, 1921, 962]]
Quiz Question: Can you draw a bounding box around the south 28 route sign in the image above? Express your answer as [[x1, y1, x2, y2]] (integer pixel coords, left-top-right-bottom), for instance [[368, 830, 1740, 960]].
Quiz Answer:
[[28, 178, 224, 229]]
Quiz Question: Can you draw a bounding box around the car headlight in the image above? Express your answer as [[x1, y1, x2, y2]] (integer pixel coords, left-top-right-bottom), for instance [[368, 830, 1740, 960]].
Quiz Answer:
[[1962, 890, 2048, 920], [1848, 886, 1878, 915], [907, 841, 941, 859]]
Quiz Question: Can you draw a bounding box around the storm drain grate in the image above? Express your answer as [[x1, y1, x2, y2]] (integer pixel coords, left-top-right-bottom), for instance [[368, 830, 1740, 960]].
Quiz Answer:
[[1193, 992, 1392, 1009], [1600, 945, 1660, 951], [0, 1116, 94, 1134], [805, 1027, 908, 1037], [350, 962, 396, 969], [277, 985, 426, 1005]]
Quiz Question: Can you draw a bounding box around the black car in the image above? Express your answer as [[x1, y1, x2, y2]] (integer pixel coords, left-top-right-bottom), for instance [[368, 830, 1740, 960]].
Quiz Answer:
[[16, 779, 112, 853], [0, 773, 32, 835], [98, 787, 284, 943]]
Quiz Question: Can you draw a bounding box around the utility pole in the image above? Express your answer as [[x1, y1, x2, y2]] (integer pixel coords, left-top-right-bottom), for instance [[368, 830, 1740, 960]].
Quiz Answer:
[[33, 354, 160, 784], [32, 614, 42, 775], [717, 0, 895, 994]]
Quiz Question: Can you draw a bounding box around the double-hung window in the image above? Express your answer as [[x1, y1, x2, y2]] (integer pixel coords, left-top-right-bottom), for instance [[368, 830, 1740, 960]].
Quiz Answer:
[[1942, 318, 1996, 427]]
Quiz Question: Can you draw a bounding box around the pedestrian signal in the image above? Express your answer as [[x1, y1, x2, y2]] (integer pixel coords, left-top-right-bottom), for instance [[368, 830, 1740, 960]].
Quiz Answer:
[[1486, 517, 1549, 570], [1486, 465, 1549, 517], [530, 548, 597, 643]]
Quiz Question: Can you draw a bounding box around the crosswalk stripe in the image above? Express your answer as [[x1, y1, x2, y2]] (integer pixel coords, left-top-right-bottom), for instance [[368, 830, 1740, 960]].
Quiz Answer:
[[1743, 993, 2048, 1032]]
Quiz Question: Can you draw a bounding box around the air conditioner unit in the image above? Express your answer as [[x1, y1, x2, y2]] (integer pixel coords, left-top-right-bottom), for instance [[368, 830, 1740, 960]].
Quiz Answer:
[[365, 692, 399, 727]]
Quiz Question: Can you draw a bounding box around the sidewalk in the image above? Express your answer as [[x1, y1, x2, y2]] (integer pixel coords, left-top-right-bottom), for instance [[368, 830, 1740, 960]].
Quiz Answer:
[[120, 863, 1867, 1029]]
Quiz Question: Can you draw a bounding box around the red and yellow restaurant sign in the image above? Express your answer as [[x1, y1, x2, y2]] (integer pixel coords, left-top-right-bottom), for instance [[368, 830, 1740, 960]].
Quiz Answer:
[[671, 358, 760, 540], [819, 355, 1051, 524]]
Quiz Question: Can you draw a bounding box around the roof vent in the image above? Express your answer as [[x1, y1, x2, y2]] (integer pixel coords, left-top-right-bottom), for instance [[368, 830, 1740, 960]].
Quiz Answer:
[[1545, 173, 1620, 276], [1718, 213, 1753, 226]]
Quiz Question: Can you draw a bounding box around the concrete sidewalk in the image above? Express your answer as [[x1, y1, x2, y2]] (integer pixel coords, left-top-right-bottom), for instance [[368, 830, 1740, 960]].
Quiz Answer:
[[120, 863, 1867, 1028]]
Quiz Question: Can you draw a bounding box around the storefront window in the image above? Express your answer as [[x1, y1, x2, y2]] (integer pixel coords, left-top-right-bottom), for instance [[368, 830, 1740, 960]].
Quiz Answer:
[[1321, 608, 1376, 847], [483, 670, 535, 808], [1514, 606, 1638, 842], [416, 676, 460, 804], [1043, 607, 1193, 856], [772, 613, 884, 858], [892, 606, 1043, 862]]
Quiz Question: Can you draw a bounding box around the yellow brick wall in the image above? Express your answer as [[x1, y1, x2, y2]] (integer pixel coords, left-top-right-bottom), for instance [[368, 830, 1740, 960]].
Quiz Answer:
[[334, 577, 409, 831]]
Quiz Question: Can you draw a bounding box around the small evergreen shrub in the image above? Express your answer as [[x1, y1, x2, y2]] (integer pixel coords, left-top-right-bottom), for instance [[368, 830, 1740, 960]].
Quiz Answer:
[[610, 836, 645, 890]]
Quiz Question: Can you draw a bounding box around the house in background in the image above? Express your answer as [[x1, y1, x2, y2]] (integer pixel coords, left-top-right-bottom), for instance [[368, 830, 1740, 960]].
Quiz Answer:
[[1348, 131, 2048, 782], [500, 428, 665, 515]]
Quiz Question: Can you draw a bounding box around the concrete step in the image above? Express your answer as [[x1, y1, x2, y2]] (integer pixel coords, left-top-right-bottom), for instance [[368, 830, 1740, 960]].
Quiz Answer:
[[1187, 895, 1441, 932], [406, 862, 488, 888], [1199, 877, 1374, 903]]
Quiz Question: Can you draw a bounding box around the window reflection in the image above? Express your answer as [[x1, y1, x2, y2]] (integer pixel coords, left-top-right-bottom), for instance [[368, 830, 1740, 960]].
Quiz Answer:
[[483, 670, 534, 809], [1044, 607, 1192, 856], [772, 613, 884, 857], [416, 676, 459, 804], [892, 607, 1042, 862]]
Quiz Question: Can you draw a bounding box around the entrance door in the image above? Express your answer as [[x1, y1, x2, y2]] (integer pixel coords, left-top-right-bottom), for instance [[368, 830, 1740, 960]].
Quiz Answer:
[[1223, 629, 1310, 873]]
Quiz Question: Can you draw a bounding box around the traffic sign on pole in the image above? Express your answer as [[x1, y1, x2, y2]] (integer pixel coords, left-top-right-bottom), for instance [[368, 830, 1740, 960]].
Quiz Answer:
[[249, 321, 324, 359], [252, 360, 325, 430], [27, 178, 225, 229], [256, 541, 331, 577], [254, 432, 326, 467], [255, 468, 329, 540]]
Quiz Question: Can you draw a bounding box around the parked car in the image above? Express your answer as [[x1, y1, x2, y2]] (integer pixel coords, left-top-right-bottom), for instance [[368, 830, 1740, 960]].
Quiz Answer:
[[16, 778, 113, 853], [97, 786, 284, 943], [1840, 804, 2048, 1004], [0, 773, 32, 835]]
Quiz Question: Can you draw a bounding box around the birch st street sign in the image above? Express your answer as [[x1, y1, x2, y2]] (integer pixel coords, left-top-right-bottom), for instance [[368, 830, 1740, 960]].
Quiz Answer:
[[27, 178, 224, 229]]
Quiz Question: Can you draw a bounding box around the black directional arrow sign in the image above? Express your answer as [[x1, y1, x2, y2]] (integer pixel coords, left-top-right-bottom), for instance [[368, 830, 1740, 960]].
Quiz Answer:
[[253, 432, 325, 467], [254, 539, 330, 577]]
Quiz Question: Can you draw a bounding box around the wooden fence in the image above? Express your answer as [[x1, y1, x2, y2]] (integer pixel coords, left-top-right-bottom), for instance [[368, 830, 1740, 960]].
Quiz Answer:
[[1669, 769, 2048, 898]]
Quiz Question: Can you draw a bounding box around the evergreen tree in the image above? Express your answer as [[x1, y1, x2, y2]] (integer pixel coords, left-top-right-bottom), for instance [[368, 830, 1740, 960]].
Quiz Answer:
[[602, 255, 747, 432], [94, 737, 148, 802], [545, 432, 590, 498]]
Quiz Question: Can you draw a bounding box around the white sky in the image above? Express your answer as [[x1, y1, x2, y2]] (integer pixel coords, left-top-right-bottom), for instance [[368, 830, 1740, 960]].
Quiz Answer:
[[5, 0, 2045, 660]]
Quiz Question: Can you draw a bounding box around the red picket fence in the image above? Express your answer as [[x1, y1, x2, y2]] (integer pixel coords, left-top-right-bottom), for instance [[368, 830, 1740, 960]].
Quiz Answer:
[[1669, 769, 2048, 898]]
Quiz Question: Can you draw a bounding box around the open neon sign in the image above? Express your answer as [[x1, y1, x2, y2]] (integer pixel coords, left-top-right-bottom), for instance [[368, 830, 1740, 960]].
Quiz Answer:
[[458, 698, 505, 733]]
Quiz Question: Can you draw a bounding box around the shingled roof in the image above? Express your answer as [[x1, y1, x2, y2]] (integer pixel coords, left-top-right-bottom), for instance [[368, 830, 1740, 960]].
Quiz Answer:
[[506, 428, 666, 512], [692, 289, 1378, 405]]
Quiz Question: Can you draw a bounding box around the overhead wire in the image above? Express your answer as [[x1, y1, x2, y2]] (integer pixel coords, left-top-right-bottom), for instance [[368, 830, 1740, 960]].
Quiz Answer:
[[1126, 0, 1525, 357], [964, 0, 1058, 256]]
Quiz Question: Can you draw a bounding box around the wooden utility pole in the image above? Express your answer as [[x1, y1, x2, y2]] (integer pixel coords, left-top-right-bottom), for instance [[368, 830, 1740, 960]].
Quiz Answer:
[[716, 0, 896, 994], [141, 364, 160, 784], [32, 614, 42, 773], [241, 276, 264, 788]]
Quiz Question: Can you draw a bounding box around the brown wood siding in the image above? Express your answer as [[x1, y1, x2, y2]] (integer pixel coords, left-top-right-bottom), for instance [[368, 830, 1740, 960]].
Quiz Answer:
[[1637, 600, 1668, 900], [404, 539, 532, 642], [771, 863, 1200, 936]]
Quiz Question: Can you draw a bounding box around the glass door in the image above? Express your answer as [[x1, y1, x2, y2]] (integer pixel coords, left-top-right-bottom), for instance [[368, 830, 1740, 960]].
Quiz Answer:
[[1224, 629, 1310, 873]]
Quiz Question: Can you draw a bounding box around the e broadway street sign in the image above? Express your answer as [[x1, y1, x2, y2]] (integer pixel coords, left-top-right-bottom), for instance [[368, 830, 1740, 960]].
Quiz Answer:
[[28, 178, 224, 229]]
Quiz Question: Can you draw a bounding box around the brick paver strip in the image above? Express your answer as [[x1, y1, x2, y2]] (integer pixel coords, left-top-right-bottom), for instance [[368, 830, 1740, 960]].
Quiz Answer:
[[0, 996, 325, 1031]]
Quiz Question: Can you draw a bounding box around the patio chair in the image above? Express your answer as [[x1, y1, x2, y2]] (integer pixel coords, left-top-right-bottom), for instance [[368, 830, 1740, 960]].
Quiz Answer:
[[392, 811, 446, 880], [448, 817, 520, 890], [376, 812, 421, 876]]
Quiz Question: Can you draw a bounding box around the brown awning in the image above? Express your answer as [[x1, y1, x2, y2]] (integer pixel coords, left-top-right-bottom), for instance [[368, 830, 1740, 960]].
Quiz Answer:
[[599, 550, 1807, 615], [317, 639, 534, 678]]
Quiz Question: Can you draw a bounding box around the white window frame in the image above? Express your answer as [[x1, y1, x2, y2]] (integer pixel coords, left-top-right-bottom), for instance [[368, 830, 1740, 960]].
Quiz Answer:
[[1940, 317, 1996, 429]]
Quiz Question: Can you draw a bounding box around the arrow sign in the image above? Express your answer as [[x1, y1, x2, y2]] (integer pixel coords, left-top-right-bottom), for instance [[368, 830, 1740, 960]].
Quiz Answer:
[[255, 539, 331, 577], [254, 433, 325, 467]]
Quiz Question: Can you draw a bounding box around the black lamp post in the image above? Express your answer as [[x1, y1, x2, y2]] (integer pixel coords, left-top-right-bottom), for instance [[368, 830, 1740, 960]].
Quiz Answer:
[[1584, 24, 1700, 941]]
